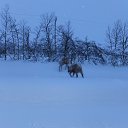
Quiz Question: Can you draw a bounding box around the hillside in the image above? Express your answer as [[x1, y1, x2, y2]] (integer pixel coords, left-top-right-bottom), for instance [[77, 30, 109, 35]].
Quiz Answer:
[[0, 61, 128, 128]]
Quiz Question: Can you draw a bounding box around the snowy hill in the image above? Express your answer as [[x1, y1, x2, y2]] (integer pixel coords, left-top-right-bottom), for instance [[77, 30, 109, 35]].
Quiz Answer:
[[0, 61, 128, 128]]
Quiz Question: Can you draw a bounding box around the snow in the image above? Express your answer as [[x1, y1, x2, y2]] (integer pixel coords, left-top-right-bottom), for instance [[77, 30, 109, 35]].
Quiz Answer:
[[0, 61, 128, 128]]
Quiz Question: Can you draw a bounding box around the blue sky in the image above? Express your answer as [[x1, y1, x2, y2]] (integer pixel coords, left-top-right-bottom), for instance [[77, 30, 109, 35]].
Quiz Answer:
[[0, 0, 128, 44]]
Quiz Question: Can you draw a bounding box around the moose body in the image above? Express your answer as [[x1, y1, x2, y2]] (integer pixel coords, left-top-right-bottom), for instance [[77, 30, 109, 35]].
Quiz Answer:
[[59, 57, 69, 71], [68, 64, 84, 78]]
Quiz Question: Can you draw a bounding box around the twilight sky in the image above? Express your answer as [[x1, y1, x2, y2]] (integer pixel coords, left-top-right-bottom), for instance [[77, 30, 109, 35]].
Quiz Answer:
[[0, 0, 128, 44]]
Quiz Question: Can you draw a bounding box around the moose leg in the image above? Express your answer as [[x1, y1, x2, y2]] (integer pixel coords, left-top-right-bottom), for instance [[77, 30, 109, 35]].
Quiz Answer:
[[69, 72, 73, 77], [76, 73, 78, 78], [72, 72, 75, 77], [81, 72, 84, 78], [59, 65, 61, 71]]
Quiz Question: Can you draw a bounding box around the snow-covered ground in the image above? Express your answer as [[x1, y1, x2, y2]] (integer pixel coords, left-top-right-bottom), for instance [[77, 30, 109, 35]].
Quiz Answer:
[[0, 61, 128, 128]]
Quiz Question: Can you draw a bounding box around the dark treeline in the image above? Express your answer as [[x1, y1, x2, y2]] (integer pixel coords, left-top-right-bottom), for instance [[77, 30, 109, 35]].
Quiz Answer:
[[0, 6, 128, 66]]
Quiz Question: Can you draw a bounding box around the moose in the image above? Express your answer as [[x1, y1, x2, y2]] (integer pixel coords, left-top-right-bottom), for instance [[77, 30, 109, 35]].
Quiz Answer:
[[59, 57, 69, 71], [68, 64, 84, 78]]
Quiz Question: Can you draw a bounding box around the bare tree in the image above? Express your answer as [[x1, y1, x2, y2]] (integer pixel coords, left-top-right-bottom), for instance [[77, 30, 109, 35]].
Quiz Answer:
[[19, 21, 31, 60], [106, 20, 128, 66], [9, 18, 20, 59], [33, 23, 44, 61], [54, 16, 57, 54], [40, 13, 56, 61], [119, 22, 128, 65], [106, 20, 122, 66], [0, 5, 12, 60], [15, 26, 20, 60], [25, 26, 31, 59], [58, 21, 75, 63]]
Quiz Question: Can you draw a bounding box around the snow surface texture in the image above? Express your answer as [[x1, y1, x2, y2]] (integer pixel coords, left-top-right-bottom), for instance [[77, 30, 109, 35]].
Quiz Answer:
[[0, 61, 128, 128]]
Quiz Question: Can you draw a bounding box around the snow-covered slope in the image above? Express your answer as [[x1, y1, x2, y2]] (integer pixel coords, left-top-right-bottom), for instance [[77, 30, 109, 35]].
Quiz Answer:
[[0, 61, 128, 128]]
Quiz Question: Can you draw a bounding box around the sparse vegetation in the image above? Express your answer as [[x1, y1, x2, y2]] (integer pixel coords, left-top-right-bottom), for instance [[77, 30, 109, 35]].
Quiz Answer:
[[0, 6, 128, 66]]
